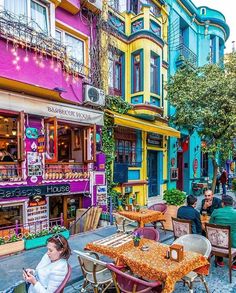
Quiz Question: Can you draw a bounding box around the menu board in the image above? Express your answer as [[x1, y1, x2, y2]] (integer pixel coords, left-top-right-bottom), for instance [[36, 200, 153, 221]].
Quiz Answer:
[[27, 152, 43, 176], [96, 185, 107, 206], [26, 203, 49, 231]]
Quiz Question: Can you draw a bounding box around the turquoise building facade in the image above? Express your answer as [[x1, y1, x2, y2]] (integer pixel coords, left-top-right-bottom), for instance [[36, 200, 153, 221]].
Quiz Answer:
[[165, 0, 230, 193]]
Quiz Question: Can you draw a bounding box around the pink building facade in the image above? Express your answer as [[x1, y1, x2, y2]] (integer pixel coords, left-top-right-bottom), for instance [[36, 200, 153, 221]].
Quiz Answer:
[[0, 0, 105, 231]]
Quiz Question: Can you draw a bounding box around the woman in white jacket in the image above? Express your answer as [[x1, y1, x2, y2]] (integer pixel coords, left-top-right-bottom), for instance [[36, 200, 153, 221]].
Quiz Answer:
[[23, 234, 71, 293]]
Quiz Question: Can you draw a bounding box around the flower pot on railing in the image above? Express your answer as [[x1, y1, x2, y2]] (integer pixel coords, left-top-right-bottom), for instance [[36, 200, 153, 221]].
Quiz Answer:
[[24, 229, 70, 250], [0, 233, 24, 256]]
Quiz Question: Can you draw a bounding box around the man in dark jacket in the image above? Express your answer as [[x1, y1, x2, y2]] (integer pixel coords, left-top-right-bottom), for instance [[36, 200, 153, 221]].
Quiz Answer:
[[177, 195, 202, 234], [200, 189, 222, 216]]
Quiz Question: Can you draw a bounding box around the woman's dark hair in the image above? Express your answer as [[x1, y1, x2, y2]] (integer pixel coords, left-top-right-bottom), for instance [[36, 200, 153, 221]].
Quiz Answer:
[[187, 195, 197, 206], [47, 234, 71, 260]]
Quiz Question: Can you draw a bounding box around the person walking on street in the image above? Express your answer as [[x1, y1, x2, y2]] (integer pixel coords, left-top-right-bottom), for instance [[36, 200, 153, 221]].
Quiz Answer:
[[220, 168, 227, 195]]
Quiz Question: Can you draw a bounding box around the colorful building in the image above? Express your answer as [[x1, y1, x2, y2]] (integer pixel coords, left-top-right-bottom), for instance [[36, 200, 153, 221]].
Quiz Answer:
[[165, 0, 230, 193], [101, 0, 180, 207], [0, 0, 106, 230]]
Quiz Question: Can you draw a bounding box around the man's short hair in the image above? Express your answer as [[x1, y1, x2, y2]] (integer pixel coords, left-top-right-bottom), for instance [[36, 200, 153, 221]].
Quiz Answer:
[[187, 195, 197, 206], [222, 195, 233, 206]]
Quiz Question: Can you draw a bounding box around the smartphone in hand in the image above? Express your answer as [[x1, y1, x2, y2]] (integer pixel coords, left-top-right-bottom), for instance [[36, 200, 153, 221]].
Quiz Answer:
[[23, 268, 29, 276]]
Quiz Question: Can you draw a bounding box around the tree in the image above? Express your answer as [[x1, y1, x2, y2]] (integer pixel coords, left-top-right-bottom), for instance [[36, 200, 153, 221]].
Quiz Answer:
[[166, 53, 236, 192]]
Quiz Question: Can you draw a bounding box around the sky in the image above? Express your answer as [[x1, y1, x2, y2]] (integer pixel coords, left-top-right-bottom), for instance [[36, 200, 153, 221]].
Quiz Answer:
[[193, 0, 235, 53]]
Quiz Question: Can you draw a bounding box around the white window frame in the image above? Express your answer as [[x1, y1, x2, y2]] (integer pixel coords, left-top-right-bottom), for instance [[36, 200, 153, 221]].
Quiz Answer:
[[1, 0, 54, 36], [55, 28, 85, 65]]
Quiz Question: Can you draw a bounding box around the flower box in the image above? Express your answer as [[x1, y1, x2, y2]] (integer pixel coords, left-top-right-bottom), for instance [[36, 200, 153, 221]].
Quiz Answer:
[[0, 240, 24, 256], [24, 229, 70, 250]]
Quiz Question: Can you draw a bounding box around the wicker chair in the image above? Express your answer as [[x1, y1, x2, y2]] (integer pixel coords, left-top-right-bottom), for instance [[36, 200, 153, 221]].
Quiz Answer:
[[74, 250, 113, 293], [113, 213, 137, 233], [173, 234, 211, 293], [205, 223, 236, 283], [172, 217, 192, 239]]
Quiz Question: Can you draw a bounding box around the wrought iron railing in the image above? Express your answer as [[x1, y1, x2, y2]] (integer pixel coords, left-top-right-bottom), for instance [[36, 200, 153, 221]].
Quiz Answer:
[[0, 9, 88, 76], [176, 42, 197, 67]]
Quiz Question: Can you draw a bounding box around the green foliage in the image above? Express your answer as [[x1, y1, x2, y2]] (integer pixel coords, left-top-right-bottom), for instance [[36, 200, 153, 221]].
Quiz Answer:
[[163, 189, 186, 206], [0, 233, 22, 245], [24, 225, 66, 240], [232, 179, 236, 193], [166, 53, 236, 189], [102, 95, 132, 208]]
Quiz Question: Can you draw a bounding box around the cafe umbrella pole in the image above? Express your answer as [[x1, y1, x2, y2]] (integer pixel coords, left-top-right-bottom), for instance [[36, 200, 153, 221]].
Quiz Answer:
[[109, 195, 113, 225]]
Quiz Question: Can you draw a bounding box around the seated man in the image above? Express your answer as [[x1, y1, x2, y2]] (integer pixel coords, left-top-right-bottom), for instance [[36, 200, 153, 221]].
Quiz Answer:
[[209, 195, 236, 268], [200, 189, 222, 216], [177, 195, 202, 234]]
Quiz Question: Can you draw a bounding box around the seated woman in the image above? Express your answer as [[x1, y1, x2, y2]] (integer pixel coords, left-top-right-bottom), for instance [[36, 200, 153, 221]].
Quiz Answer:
[[23, 235, 71, 293]]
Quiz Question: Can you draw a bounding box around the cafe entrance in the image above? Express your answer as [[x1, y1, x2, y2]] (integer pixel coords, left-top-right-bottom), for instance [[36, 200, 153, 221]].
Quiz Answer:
[[49, 194, 83, 228]]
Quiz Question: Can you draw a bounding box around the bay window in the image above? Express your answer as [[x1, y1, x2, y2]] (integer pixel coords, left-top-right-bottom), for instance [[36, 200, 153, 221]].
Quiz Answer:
[[4, 0, 49, 35], [132, 51, 143, 93]]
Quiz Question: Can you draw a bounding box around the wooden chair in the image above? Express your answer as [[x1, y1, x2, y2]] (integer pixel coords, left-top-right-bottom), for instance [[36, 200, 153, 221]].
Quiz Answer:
[[54, 264, 72, 293], [172, 217, 192, 239], [205, 223, 236, 283], [148, 203, 167, 233]]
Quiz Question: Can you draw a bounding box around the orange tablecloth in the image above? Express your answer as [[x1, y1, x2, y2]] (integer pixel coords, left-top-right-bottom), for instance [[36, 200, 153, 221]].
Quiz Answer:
[[118, 210, 165, 227], [86, 237, 209, 293]]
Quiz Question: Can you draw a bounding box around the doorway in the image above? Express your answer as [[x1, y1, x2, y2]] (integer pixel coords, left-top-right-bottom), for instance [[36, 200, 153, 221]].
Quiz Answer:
[[147, 150, 160, 197], [177, 152, 183, 190]]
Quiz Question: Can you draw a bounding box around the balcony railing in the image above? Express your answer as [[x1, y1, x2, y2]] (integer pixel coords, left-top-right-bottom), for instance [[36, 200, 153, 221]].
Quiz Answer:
[[176, 43, 197, 68], [0, 163, 95, 183], [0, 9, 88, 77]]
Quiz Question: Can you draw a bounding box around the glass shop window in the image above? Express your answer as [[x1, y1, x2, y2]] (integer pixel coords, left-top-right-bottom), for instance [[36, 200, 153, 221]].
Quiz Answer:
[[0, 204, 23, 228]]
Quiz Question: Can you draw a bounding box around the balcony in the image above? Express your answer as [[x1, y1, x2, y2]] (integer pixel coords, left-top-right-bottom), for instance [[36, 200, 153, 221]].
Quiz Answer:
[[0, 9, 88, 77], [175, 43, 197, 68]]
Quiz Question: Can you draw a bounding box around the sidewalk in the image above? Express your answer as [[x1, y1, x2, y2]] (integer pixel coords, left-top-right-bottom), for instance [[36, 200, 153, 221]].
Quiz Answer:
[[0, 225, 173, 292]]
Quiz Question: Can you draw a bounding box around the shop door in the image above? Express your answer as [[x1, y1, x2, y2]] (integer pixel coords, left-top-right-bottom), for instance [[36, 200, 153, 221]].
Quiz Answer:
[[147, 151, 158, 197], [177, 152, 183, 191]]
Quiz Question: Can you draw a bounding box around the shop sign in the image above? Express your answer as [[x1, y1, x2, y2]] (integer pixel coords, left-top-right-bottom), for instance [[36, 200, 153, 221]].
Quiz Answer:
[[28, 195, 47, 207], [37, 135, 45, 153], [147, 133, 163, 147], [0, 184, 70, 199], [26, 127, 39, 139]]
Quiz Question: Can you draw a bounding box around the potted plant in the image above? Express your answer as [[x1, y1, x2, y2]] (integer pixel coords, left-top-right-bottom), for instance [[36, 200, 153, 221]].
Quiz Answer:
[[132, 231, 141, 247], [163, 189, 186, 230], [0, 233, 24, 256], [24, 225, 70, 250]]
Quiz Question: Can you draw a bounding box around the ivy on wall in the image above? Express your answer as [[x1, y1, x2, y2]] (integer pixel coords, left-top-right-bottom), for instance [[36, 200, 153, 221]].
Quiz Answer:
[[102, 95, 132, 208]]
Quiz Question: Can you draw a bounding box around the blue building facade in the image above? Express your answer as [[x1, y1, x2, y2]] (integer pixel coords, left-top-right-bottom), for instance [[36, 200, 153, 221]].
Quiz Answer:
[[165, 0, 230, 193]]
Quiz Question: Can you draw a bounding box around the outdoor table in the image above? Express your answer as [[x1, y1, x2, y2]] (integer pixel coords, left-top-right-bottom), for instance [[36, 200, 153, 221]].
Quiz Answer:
[[86, 235, 209, 293], [118, 209, 165, 228]]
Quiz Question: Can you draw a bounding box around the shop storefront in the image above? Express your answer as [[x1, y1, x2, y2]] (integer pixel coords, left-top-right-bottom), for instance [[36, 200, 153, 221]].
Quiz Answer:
[[0, 90, 106, 230]]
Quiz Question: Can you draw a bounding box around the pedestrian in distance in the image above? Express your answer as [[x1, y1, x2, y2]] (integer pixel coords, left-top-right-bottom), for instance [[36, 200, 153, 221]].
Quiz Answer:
[[23, 234, 71, 293], [215, 170, 221, 194], [220, 168, 227, 195], [200, 189, 222, 216]]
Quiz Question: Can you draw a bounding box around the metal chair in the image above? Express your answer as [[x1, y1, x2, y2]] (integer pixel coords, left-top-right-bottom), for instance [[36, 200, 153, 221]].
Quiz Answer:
[[134, 227, 160, 241], [148, 203, 167, 233], [107, 263, 162, 293], [74, 250, 113, 293], [172, 217, 192, 239], [54, 264, 72, 293], [113, 213, 137, 233], [173, 234, 211, 293], [205, 223, 236, 283]]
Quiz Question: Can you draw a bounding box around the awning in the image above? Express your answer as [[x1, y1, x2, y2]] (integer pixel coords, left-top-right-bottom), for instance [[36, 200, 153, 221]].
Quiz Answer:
[[110, 111, 180, 138]]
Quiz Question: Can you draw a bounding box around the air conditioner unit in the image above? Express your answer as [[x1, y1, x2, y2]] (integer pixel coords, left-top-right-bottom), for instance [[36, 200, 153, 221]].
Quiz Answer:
[[83, 85, 105, 106], [82, 0, 102, 12]]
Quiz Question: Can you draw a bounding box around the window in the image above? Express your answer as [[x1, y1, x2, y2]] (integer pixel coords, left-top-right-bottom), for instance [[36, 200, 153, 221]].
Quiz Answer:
[[109, 0, 127, 13], [0, 204, 23, 228], [201, 152, 208, 177], [56, 29, 84, 65], [4, 0, 49, 35], [150, 53, 159, 94], [140, 0, 161, 15], [200, 8, 206, 15], [108, 50, 123, 96], [44, 117, 96, 163], [133, 53, 142, 93]]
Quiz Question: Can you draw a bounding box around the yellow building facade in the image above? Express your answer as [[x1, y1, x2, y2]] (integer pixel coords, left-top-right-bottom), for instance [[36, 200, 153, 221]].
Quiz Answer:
[[101, 1, 180, 206]]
